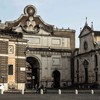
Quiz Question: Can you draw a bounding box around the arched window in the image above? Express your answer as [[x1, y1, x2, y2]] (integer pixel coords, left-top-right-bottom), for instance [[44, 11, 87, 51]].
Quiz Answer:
[[94, 55, 98, 82], [95, 55, 98, 67], [76, 60, 79, 82], [83, 60, 89, 83]]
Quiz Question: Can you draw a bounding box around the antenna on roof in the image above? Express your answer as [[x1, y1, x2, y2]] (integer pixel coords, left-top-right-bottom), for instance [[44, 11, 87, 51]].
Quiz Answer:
[[85, 17, 88, 26], [91, 22, 94, 30]]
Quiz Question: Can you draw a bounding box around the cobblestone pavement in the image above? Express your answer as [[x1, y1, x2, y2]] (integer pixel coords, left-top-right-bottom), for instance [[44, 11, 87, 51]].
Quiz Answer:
[[0, 94, 100, 100]]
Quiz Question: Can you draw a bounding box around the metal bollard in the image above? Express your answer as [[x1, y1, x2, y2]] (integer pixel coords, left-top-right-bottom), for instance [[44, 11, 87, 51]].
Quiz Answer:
[[91, 90, 94, 94], [40, 89, 43, 94], [21, 85, 25, 94], [75, 89, 78, 95], [1, 89, 4, 94], [58, 89, 61, 94]]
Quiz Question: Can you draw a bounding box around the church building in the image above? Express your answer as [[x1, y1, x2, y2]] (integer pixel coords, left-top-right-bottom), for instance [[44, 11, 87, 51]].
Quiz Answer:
[[74, 21, 100, 87], [0, 5, 75, 90]]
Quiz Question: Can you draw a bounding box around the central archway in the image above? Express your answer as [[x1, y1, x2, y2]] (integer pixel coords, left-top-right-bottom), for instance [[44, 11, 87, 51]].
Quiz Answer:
[[26, 57, 40, 89]]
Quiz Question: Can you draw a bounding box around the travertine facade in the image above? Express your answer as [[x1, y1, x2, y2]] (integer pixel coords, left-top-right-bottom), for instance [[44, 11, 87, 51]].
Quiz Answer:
[[0, 5, 75, 90]]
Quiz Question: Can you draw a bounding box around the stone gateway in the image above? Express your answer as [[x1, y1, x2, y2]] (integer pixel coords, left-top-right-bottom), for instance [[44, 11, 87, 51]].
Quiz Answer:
[[0, 5, 75, 90]]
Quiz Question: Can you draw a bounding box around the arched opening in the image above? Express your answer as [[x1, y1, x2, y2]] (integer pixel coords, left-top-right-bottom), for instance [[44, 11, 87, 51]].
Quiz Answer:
[[76, 59, 79, 83], [94, 55, 98, 82], [95, 55, 98, 67], [26, 57, 40, 89], [83, 60, 89, 83], [52, 70, 60, 88]]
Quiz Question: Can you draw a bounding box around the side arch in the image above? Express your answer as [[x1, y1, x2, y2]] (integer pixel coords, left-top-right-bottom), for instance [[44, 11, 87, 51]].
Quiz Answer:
[[52, 70, 61, 88]]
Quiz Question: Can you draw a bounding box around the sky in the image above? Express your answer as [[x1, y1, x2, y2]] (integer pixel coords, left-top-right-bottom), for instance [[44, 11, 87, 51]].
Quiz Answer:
[[0, 0, 100, 47]]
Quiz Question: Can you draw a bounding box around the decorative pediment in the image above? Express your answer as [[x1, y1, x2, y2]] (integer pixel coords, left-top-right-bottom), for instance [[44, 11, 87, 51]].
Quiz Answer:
[[79, 25, 92, 38], [5, 5, 53, 35]]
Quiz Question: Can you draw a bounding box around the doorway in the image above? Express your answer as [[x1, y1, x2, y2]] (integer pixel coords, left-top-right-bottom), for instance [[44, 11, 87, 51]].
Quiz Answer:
[[26, 57, 40, 89], [52, 70, 60, 88], [83, 60, 89, 83], [85, 67, 88, 83]]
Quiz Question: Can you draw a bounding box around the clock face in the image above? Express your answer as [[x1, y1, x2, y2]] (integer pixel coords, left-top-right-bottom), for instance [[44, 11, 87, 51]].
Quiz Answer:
[[84, 41, 88, 50]]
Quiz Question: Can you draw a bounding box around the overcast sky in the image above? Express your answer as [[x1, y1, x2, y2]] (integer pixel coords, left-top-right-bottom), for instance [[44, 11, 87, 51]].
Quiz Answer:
[[0, 0, 100, 47]]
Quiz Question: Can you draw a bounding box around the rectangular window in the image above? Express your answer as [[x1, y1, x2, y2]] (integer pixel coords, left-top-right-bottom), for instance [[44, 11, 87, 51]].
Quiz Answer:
[[8, 65, 13, 75], [52, 58, 60, 65], [52, 38, 61, 45], [26, 37, 40, 44]]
